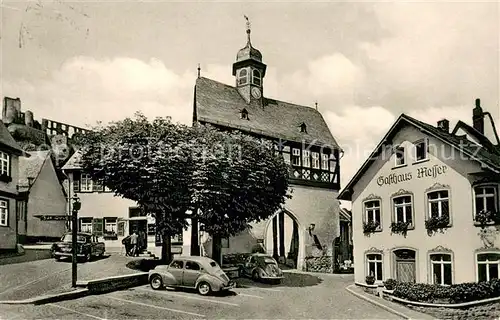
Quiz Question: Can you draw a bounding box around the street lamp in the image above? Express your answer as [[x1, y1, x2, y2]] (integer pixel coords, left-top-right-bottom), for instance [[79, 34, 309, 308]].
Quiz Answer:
[[71, 194, 81, 287]]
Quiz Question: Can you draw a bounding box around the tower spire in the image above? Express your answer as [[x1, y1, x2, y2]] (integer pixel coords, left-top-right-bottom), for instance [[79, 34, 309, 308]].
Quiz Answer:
[[244, 15, 251, 45], [197, 63, 201, 78]]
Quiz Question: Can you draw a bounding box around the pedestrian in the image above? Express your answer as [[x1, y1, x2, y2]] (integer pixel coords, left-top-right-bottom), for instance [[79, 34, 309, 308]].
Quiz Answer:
[[121, 235, 131, 256], [130, 231, 139, 257]]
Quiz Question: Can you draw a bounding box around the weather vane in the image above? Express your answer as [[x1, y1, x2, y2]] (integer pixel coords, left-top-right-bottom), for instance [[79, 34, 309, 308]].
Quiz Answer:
[[244, 15, 251, 44]]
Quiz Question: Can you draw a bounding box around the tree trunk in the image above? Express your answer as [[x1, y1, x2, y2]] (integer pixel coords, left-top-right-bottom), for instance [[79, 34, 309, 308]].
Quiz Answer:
[[211, 234, 222, 266], [190, 216, 200, 256], [161, 230, 172, 264]]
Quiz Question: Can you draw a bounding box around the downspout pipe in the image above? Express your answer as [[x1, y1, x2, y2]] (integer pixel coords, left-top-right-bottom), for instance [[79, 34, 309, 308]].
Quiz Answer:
[[483, 111, 500, 146]]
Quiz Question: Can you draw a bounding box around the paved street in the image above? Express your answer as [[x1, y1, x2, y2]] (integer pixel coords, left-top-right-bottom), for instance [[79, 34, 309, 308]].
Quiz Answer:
[[0, 254, 140, 301], [0, 272, 400, 319]]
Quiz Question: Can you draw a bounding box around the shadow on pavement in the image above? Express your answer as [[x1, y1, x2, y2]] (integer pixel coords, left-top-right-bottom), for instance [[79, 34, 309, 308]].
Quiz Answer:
[[126, 258, 163, 272], [236, 272, 323, 288], [56, 254, 111, 263]]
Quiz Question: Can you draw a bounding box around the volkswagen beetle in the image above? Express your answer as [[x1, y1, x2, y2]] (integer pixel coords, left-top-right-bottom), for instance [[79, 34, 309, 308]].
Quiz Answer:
[[148, 256, 235, 295], [240, 253, 284, 283]]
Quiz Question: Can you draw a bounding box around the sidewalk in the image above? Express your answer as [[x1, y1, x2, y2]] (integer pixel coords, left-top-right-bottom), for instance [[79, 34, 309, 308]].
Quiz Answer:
[[0, 254, 141, 302], [346, 284, 436, 319]]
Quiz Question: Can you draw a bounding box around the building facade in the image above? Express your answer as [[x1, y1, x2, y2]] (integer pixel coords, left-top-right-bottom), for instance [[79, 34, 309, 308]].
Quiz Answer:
[[339, 99, 500, 285], [17, 150, 67, 243], [194, 23, 342, 271], [0, 121, 26, 251]]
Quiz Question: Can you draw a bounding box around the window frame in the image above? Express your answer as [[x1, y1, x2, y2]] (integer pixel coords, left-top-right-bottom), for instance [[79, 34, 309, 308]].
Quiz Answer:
[[311, 152, 320, 169], [0, 199, 9, 227], [291, 148, 301, 167], [80, 217, 93, 233], [413, 138, 429, 163], [302, 150, 311, 168], [252, 69, 261, 86], [80, 173, 93, 192], [363, 199, 382, 231], [0, 151, 10, 176], [476, 252, 500, 282], [394, 146, 406, 167], [365, 253, 383, 282], [238, 69, 248, 86], [473, 184, 499, 222], [104, 217, 118, 234], [185, 261, 201, 271], [391, 193, 414, 228], [429, 253, 453, 285]]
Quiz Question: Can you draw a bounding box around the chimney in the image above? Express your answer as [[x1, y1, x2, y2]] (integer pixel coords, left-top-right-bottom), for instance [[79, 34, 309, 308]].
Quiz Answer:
[[437, 119, 450, 133], [473, 98, 485, 134]]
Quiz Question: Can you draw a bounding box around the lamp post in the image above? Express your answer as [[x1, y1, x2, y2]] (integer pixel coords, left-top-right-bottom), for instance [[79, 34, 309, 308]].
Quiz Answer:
[[71, 194, 81, 288]]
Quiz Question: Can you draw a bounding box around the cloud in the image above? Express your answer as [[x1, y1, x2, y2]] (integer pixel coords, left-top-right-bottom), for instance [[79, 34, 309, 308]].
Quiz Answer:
[[1, 56, 198, 127]]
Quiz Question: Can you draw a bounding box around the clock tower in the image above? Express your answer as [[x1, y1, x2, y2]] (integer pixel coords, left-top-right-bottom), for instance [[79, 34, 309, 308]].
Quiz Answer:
[[232, 16, 267, 104]]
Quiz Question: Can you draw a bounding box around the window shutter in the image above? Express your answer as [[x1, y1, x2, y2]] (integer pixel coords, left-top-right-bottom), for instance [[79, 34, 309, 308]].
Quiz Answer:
[[117, 221, 125, 237], [92, 218, 104, 236]]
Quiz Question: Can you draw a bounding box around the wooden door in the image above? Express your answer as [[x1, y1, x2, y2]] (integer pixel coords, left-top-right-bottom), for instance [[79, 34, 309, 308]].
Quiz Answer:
[[396, 261, 416, 283]]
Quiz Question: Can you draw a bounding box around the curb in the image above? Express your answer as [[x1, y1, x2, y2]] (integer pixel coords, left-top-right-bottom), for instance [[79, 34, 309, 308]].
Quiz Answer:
[[345, 284, 419, 319], [283, 269, 354, 277], [0, 288, 89, 305], [0, 272, 148, 305]]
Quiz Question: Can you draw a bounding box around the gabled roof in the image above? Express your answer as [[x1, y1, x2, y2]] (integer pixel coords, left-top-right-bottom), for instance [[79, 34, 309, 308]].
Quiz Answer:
[[194, 77, 341, 150], [338, 114, 500, 201], [0, 121, 26, 156], [452, 120, 500, 154], [339, 208, 351, 222], [18, 150, 51, 192], [61, 150, 82, 171]]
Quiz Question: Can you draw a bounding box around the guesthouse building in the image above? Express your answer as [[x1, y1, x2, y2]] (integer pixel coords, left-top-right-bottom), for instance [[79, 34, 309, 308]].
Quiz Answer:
[[338, 99, 500, 285]]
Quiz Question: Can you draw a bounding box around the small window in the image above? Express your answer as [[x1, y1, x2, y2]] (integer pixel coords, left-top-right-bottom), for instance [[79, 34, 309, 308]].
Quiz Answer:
[[394, 146, 405, 166], [291, 148, 301, 166], [238, 69, 248, 86], [428, 190, 450, 219], [252, 69, 261, 86], [221, 238, 229, 248], [474, 185, 498, 218], [302, 150, 310, 168], [312, 152, 320, 169], [366, 253, 383, 281], [80, 173, 93, 192], [477, 253, 500, 282], [170, 260, 184, 269], [185, 261, 201, 270], [364, 200, 381, 227], [414, 139, 428, 162], [0, 152, 10, 176], [80, 217, 93, 233], [0, 200, 8, 226], [241, 109, 249, 120], [321, 153, 329, 170], [430, 253, 453, 285], [300, 123, 307, 133], [393, 196, 413, 225], [104, 217, 117, 234]]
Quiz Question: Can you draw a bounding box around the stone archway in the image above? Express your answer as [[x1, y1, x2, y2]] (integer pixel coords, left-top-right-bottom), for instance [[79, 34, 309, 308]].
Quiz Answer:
[[263, 209, 305, 270]]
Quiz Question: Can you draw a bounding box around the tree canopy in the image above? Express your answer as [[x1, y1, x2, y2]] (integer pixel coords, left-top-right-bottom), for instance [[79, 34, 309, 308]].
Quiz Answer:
[[76, 113, 291, 263]]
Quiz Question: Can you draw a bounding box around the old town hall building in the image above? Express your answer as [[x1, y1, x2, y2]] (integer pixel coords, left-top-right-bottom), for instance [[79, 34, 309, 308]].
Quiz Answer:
[[194, 22, 343, 271]]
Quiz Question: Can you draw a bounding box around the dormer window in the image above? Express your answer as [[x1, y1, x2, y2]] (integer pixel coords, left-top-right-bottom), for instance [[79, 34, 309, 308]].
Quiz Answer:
[[238, 69, 248, 86], [252, 69, 261, 86], [240, 108, 249, 120], [300, 123, 307, 133]]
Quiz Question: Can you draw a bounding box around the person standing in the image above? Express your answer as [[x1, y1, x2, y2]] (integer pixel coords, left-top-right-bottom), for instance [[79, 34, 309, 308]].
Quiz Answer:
[[121, 235, 131, 256], [130, 231, 138, 257]]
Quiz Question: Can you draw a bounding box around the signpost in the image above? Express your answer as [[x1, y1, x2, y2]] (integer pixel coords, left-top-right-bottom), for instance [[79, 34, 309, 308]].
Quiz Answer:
[[35, 195, 81, 287]]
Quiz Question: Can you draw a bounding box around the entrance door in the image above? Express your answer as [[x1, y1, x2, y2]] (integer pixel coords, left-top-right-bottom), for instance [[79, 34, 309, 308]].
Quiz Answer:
[[129, 220, 148, 250], [394, 249, 416, 283]]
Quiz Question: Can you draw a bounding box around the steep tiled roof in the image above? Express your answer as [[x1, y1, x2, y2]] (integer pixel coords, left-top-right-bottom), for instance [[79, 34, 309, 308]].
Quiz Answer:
[[195, 77, 341, 149], [61, 150, 82, 171], [0, 121, 25, 155], [338, 113, 500, 201], [18, 150, 51, 192]]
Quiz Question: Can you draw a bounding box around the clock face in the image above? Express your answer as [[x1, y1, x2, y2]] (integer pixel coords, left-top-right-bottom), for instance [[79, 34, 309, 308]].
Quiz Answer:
[[251, 87, 261, 99]]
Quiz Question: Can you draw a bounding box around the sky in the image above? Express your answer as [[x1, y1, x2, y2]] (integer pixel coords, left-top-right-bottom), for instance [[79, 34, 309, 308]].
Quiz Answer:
[[1, 1, 499, 205]]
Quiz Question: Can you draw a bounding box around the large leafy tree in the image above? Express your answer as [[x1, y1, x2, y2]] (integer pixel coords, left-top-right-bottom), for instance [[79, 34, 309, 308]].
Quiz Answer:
[[189, 125, 291, 264], [77, 113, 194, 263]]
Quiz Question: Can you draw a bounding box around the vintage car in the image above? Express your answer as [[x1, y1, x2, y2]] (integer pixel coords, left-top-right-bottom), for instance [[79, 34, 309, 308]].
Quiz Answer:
[[148, 256, 235, 295], [240, 253, 284, 283], [51, 233, 105, 262]]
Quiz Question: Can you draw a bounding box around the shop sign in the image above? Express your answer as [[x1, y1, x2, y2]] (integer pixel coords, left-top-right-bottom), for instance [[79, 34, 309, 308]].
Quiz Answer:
[[377, 164, 447, 187]]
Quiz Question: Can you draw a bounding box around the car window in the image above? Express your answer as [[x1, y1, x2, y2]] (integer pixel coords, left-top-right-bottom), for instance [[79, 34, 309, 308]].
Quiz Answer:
[[170, 260, 184, 269], [185, 261, 201, 270]]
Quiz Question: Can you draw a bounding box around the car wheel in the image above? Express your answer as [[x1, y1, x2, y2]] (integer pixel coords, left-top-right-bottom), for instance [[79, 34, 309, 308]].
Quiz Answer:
[[54, 256, 60, 261], [252, 271, 260, 282], [197, 282, 211, 296], [150, 274, 163, 290]]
